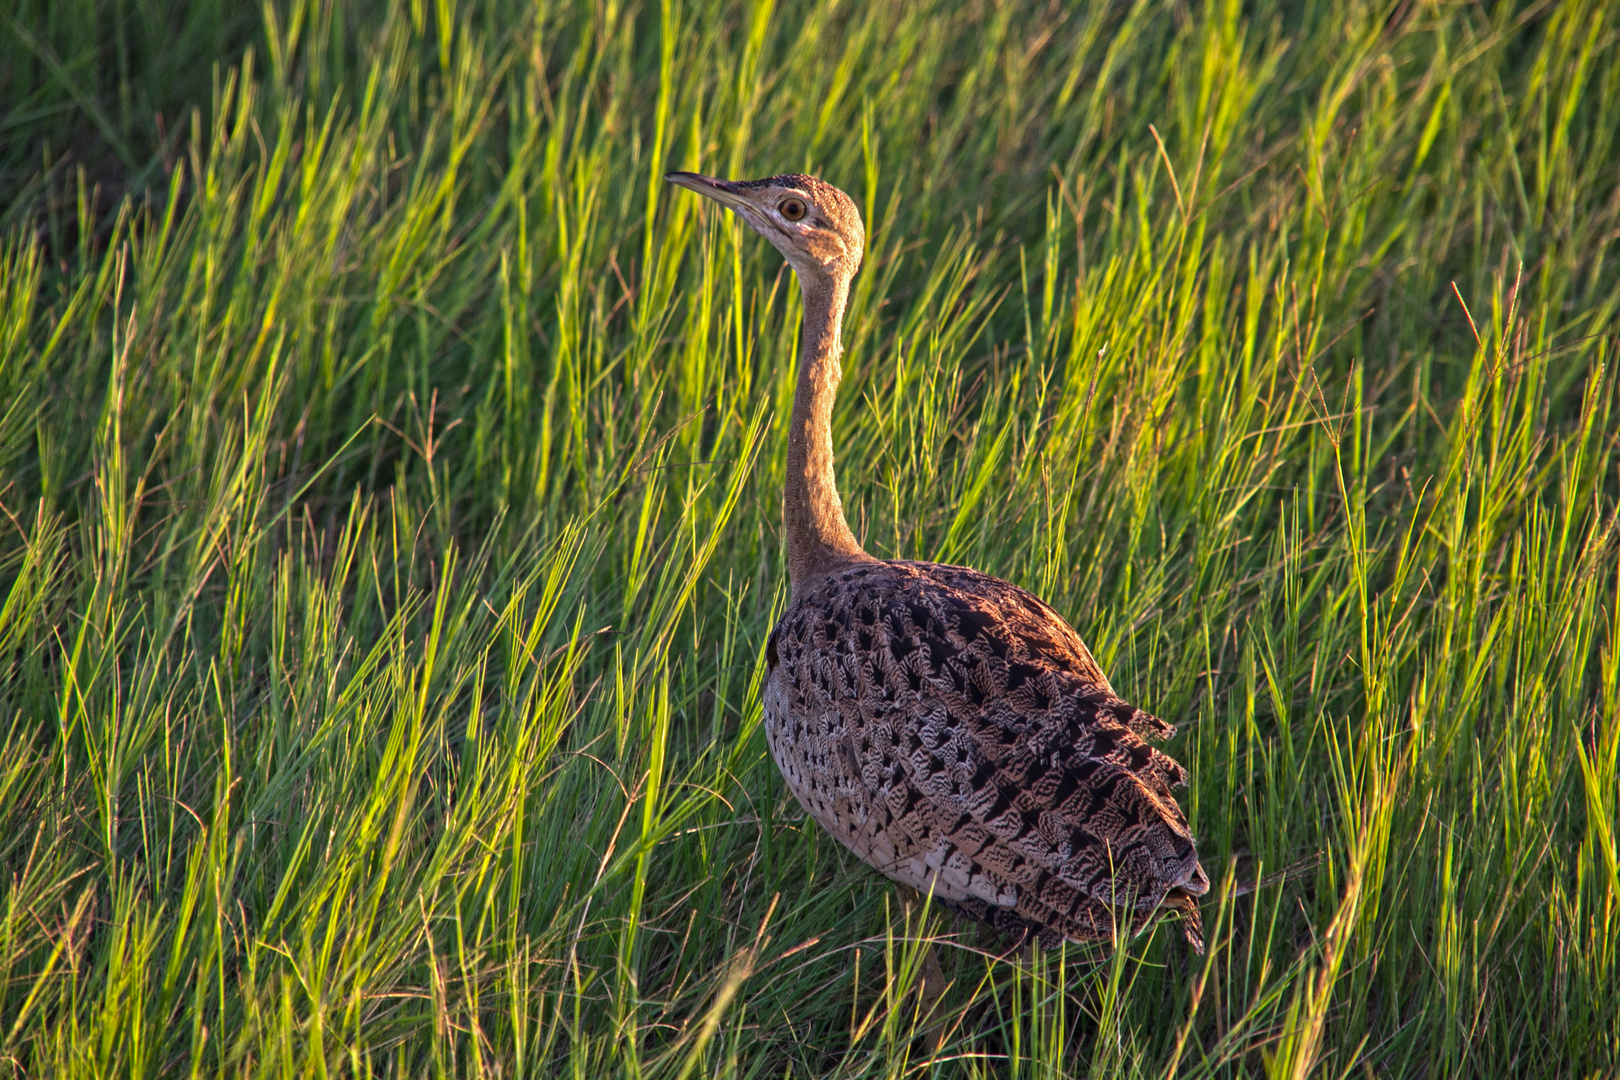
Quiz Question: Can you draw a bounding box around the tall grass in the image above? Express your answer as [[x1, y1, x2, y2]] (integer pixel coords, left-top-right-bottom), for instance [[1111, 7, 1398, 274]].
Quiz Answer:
[[1, 0, 1617, 1075]]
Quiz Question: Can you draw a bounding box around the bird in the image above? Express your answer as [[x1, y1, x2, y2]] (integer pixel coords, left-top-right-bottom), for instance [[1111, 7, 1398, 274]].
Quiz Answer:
[[666, 169, 1209, 954]]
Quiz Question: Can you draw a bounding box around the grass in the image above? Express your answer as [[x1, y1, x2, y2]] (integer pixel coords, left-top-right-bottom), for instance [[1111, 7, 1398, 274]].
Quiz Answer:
[[1, 0, 1618, 1074]]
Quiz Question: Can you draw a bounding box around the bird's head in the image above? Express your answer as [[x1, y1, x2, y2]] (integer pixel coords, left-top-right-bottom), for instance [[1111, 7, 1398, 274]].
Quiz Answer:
[[665, 171, 865, 289]]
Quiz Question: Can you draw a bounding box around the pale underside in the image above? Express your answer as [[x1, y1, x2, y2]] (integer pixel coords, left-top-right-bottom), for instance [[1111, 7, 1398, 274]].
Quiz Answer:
[[764, 559, 1208, 950]]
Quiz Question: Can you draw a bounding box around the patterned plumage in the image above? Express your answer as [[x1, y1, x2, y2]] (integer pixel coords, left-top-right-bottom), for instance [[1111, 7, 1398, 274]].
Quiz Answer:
[[666, 167, 1206, 953], [765, 561, 1208, 951]]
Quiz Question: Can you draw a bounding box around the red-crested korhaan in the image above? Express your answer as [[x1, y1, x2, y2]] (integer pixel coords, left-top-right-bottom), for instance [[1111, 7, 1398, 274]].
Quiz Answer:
[[667, 170, 1210, 952]]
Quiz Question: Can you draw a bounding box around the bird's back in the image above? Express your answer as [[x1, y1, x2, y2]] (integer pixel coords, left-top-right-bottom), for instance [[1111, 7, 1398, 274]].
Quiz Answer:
[[763, 559, 1208, 950]]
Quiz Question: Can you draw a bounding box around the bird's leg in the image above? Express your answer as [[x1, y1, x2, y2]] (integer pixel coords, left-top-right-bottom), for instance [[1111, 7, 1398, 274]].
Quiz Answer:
[[899, 890, 950, 1056]]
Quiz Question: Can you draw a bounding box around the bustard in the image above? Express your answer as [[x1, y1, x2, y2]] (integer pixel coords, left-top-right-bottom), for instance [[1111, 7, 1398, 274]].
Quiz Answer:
[[667, 170, 1209, 952]]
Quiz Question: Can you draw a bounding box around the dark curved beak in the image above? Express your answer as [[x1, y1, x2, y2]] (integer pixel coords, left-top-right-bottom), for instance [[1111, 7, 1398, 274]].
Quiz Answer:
[[665, 171, 747, 211]]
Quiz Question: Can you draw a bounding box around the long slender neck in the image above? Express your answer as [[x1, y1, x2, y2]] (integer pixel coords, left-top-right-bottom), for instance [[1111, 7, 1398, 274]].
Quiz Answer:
[[785, 273, 867, 593]]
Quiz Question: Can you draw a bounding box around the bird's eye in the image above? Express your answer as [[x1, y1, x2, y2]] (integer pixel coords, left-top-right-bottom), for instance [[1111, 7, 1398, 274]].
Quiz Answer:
[[779, 197, 807, 221]]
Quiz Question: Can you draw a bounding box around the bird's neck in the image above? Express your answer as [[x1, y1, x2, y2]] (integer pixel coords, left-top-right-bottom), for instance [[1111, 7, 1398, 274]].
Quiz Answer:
[[785, 274, 867, 594]]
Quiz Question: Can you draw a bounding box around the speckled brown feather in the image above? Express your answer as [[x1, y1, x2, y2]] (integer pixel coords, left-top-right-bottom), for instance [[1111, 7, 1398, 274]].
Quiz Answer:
[[764, 560, 1209, 951]]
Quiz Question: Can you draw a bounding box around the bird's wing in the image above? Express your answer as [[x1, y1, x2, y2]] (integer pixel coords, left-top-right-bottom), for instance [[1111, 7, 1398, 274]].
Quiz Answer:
[[859, 562, 1203, 943], [766, 559, 1205, 948]]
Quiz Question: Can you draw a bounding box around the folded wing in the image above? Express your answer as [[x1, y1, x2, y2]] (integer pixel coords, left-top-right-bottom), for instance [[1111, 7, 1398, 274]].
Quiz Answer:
[[765, 560, 1208, 951]]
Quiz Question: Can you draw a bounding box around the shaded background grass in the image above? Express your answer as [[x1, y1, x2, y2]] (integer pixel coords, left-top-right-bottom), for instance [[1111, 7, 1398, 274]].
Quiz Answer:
[[1, 0, 1618, 1074]]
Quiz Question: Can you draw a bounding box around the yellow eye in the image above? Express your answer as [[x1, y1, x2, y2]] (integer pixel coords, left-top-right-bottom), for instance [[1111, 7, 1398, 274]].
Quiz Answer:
[[779, 197, 807, 221]]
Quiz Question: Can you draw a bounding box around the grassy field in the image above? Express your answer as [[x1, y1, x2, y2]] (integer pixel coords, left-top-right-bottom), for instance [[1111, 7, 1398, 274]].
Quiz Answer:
[[2, 0, 1618, 1075]]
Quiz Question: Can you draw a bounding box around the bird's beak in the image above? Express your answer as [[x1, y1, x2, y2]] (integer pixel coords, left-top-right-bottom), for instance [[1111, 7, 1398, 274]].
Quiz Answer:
[[665, 171, 749, 212]]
